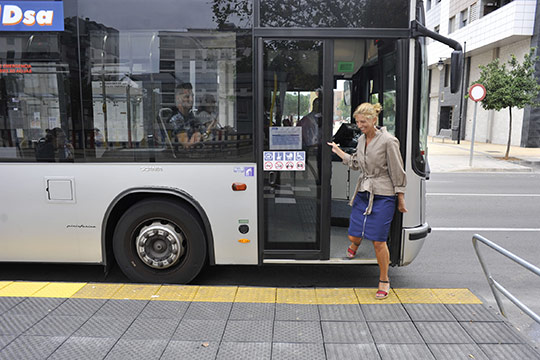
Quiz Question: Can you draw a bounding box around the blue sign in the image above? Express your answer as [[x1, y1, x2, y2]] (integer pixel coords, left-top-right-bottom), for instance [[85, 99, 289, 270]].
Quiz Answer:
[[0, 1, 64, 31]]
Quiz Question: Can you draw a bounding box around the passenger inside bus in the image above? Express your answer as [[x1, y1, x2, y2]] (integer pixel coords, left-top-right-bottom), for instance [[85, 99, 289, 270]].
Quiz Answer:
[[169, 82, 204, 146]]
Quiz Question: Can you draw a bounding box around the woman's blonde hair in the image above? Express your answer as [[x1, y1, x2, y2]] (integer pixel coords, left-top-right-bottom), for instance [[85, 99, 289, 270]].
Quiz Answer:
[[353, 102, 382, 120]]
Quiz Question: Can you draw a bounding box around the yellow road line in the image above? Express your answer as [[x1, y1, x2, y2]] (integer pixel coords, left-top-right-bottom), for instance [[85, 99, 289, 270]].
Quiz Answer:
[[0, 281, 483, 304]]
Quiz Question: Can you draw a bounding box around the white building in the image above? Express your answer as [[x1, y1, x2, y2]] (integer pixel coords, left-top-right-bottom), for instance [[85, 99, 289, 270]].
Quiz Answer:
[[425, 0, 540, 147]]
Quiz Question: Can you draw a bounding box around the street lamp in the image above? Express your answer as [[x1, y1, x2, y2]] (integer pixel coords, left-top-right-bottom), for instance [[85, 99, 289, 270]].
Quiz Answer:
[[437, 58, 445, 71]]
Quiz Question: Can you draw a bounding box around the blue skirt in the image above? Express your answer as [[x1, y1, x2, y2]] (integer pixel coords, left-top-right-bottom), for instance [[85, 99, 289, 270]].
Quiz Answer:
[[348, 191, 396, 242]]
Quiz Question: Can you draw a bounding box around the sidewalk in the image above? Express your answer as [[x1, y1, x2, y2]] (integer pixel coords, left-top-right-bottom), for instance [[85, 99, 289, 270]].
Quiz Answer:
[[427, 137, 540, 173]]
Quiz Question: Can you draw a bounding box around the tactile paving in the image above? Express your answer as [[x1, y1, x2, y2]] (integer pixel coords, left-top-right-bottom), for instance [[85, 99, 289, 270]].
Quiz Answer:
[[234, 287, 276, 303], [275, 303, 320, 321], [72, 283, 123, 299], [0, 314, 46, 335], [192, 286, 237, 302], [32, 282, 86, 298], [318, 304, 365, 321], [478, 343, 540, 360], [272, 342, 326, 360], [460, 321, 525, 344], [0, 335, 15, 348], [0, 335, 66, 359], [316, 288, 358, 304], [324, 343, 380, 360], [414, 321, 474, 344], [50, 298, 106, 316], [394, 288, 440, 304], [152, 285, 199, 302], [445, 303, 502, 322], [431, 289, 482, 304], [182, 302, 232, 320], [276, 288, 317, 304], [362, 304, 411, 322], [403, 304, 455, 322], [111, 284, 161, 300], [104, 339, 168, 360], [48, 336, 117, 360], [94, 299, 147, 318], [222, 320, 273, 342], [0, 281, 49, 297], [160, 340, 219, 360], [73, 316, 134, 338], [216, 342, 271, 360], [121, 317, 179, 340], [376, 343, 435, 360], [427, 343, 490, 360], [26, 315, 89, 336], [229, 302, 275, 320], [369, 321, 424, 344], [321, 321, 373, 344], [172, 319, 227, 341], [138, 300, 189, 319], [273, 320, 323, 343]]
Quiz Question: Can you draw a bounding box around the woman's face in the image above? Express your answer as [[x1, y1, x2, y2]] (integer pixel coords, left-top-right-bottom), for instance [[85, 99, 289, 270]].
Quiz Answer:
[[355, 114, 376, 133]]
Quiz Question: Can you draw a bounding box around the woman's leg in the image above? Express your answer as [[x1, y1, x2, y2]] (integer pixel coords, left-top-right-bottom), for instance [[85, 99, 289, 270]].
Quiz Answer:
[[373, 241, 390, 292], [346, 235, 362, 258]]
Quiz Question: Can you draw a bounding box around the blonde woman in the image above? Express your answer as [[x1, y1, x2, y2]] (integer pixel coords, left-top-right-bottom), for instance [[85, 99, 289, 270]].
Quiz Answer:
[[327, 103, 407, 299]]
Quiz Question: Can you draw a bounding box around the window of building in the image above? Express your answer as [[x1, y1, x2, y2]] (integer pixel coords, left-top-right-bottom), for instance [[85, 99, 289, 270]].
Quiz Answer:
[[448, 16, 456, 33], [434, 25, 440, 33], [460, 9, 468, 28], [426, 0, 431, 11], [444, 64, 451, 88]]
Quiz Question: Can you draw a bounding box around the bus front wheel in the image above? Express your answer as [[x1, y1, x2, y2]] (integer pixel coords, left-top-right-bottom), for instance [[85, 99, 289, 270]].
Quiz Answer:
[[113, 198, 207, 283]]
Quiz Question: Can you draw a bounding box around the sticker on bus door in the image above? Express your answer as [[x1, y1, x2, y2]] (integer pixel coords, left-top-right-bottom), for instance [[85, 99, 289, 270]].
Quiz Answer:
[[263, 151, 305, 171]]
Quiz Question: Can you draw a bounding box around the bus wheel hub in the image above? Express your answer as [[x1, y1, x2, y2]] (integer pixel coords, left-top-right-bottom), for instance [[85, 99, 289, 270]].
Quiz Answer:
[[136, 221, 184, 269]]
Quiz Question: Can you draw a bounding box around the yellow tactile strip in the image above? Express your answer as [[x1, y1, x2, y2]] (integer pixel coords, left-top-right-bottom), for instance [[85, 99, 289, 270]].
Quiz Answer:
[[0, 281, 483, 304]]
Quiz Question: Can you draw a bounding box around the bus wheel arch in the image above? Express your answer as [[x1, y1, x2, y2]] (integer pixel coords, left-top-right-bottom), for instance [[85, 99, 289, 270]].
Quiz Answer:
[[103, 189, 214, 283]]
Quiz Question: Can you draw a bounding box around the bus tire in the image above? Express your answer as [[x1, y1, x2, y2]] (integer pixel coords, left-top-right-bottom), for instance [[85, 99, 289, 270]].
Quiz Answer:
[[112, 198, 207, 283]]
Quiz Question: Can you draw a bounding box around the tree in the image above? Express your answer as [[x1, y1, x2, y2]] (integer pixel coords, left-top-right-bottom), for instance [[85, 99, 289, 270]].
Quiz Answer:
[[473, 48, 540, 159]]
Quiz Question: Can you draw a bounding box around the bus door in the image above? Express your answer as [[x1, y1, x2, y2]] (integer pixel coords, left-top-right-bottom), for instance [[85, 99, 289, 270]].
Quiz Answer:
[[259, 39, 333, 260]]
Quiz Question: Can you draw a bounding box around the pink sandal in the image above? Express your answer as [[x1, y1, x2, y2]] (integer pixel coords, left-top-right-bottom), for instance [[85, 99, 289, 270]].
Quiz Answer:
[[346, 246, 357, 258], [375, 280, 390, 300]]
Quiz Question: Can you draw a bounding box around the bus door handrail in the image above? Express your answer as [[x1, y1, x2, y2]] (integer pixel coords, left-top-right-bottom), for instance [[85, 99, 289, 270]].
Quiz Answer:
[[472, 234, 540, 324]]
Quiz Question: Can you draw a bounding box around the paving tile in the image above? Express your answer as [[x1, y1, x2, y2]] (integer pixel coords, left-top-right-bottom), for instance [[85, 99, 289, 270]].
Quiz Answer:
[[7, 297, 65, 316], [0, 297, 25, 314], [182, 302, 232, 320], [0, 335, 15, 349], [325, 343, 381, 360], [229, 303, 275, 320], [172, 319, 226, 341], [216, 342, 271, 360], [50, 298, 106, 316], [138, 300, 189, 319], [104, 339, 168, 360], [271, 342, 326, 360], [428, 343, 490, 360], [121, 317, 179, 340], [275, 304, 319, 321], [445, 304, 503, 322], [72, 316, 134, 338], [273, 321, 323, 343], [94, 299, 147, 318], [321, 321, 373, 344], [0, 314, 45, 335], [461, 321, 525, 344], [478, 344, 540, 360], [222, 320, 273, 342], [377, 344, 435, 360], [26, 315, 88, 336], [369, 322, 424, 344], [160, 340, 219, 360], [318, 304, 365, 321], [0, 335, 66, 360], [48, 337, 117, 360], [362, 304, 410, 322], [403, 304, 455, 322], [415, 322, 474, 344]]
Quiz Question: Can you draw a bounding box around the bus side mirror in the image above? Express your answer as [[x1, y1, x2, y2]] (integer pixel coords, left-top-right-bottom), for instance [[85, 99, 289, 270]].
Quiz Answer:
[[450, 50, 463, 94]]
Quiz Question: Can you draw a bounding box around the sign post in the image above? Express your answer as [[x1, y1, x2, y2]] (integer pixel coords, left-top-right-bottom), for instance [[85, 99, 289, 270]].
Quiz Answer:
[[468, 84, 486, 167]]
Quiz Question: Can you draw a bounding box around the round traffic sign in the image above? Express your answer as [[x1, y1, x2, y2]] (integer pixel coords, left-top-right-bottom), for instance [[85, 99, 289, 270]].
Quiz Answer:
[[469, 83, 486, 102]]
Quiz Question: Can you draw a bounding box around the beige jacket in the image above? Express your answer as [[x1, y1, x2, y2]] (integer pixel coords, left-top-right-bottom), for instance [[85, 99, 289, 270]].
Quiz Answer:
[[342, 127, 406, 215]]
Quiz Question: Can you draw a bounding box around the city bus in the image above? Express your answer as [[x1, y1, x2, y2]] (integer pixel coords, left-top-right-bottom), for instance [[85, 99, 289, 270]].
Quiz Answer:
[[0, 0, 462, 283]]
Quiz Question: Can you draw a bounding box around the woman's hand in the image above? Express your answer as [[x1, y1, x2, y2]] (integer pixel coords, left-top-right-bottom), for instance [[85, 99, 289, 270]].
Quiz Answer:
[[327, 141, 339, 154], [397, 193, 407, 213]]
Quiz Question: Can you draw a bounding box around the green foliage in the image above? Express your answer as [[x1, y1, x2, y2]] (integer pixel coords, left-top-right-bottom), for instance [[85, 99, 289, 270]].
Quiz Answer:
[[473, 48, 540, 111]]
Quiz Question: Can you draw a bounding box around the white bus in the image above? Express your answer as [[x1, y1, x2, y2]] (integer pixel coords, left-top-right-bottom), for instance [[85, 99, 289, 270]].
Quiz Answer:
[[0, 0, 462, 283]]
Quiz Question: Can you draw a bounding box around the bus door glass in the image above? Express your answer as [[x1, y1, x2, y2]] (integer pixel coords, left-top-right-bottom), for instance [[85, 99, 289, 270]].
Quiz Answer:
[[261, 39, 330, 257]]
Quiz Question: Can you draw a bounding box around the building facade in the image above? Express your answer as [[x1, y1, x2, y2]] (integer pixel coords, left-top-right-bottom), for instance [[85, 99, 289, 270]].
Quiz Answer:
[[425, 0, 540, 147]]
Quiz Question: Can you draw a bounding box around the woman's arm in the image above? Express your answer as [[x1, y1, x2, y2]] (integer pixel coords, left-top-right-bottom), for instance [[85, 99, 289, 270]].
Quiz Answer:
[[327, 141, 360, 171], [327, 141, 347, 159]]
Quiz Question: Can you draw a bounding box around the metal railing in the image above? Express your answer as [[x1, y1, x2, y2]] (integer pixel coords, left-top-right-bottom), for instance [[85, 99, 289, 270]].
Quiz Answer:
[[472, 234, 540, 324]]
